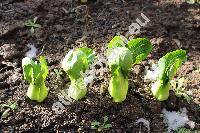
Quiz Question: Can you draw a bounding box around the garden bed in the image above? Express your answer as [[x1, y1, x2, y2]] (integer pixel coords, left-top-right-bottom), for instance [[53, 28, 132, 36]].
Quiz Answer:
[[0, 0, 200, 132]]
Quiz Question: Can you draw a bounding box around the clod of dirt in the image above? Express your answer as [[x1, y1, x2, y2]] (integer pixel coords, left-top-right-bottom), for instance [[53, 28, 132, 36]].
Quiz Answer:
[[1, 44, 22, 61], [0, 21, 24, 37]]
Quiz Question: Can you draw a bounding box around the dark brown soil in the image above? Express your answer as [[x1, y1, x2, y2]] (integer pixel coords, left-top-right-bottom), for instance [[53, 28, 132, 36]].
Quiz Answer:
[[0, 0, 200, 132]]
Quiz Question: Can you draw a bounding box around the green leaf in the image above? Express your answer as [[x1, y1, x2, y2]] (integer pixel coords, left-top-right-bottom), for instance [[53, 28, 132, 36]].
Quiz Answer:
[[158, 49, 187, 83], [108, 47, 133, 76], [25, 17, 40, 34], [107, 36, 126, 49], [176, 127, 191, 133], [39, 56, 48, 79], [103, 116, 108, 123], [33, 63, 43, 86], [103, 124, 112, 129], [9, 102, 18, 110], [127, 38, 153, 64], [24, 65, 34, 83], [62, 48, 94, 79], [1, 109, 10, 118], [25, 20, 34, 27], [22, 57, 35, 83], [91, 121, 100, 126], [78, 47, 95, 64], [33, 24, 41, 28], [62, 49, 87, 79]]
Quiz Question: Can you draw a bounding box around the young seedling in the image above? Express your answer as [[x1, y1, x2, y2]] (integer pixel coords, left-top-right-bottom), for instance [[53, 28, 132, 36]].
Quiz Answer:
[[61, 47, 95, 100], [171, 78, 192, 103], [176, 128, 189, 133], [25, 17, 41, 34], [0, 102, 18, 119], [107, 36, 152, 102], [22, 56, 48, 102], [151, 50, 187, 101], [91, 116, 112, 131], [53, 68, 63, 79]]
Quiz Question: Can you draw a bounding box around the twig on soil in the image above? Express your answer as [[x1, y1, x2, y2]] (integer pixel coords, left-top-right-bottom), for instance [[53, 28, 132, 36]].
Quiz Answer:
[[0, 10, 13, 13], [62, 7, 69, 14]]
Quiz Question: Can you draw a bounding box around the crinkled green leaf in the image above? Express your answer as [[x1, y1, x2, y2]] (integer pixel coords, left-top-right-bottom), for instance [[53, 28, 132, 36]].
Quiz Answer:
[[62, 49, 88, 79], [22, 57, 35, 83], [62, 48, 95, 79], [108, 47, 133, 76], [23, 65, 34, 83], [33, 63, 43, 86], [127, 38, 153, 64], [158, 49, 187, 83], [107, 36, 126, 49], [78, 47, 95, 64], [39, 56, 48, 79]]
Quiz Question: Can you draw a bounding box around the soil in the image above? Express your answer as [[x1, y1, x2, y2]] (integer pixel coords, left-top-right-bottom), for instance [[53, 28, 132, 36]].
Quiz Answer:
[[0, 0, 200, 132]]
